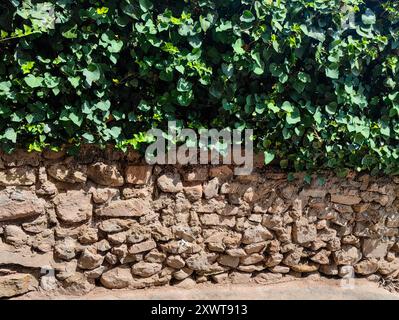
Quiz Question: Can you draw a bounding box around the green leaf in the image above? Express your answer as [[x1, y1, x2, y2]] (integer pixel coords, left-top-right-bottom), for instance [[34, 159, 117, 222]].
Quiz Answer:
[[362, 9, 376, 25], [264, 151, 275, 165], [240, 10, 255, 23], [139, 0, 153, 12], [4, 128, 17, 143], [326, 67, 339, 79], [177, 78, 192, 92], [83, 64, 101, 86], [24, 75, 43, 88]]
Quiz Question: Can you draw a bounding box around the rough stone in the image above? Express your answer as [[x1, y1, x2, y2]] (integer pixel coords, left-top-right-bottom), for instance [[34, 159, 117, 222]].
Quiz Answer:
[[47, 164, 87, 183], [0, 167, 36, 186], [330, 194, 362, 205], [100, 267, 133, 289], [96, 198, 151, 217], [54, 190, 92, 223], [0, 274, 38, 298], [293, 218, 317, 244], [354, 259, 379, 275], [0, 188, 45, 222], [157, 173, 183, 193], [131, 261, 162, 278], [87, 162, 124, 187], [242, 225, 273, 244], [333, 245, 362, 265], [125, 165, 152, 185]]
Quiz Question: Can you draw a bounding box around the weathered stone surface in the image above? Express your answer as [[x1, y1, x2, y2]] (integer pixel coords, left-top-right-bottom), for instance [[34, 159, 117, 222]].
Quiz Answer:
[[218, 255, 239, 268], [293, 218, 317, 244], [183, 183, 203, 201], [0, 188, 45, 222], [2, 150, 40, 167], [242, 225, 273, 244], [209, 166, 233, 179], [96, 198, 151, 217], [131, 261, 162, 277], [47, 164, 87, 183], [183, 168, 208, 181], [78, 248, 104, 270], [0, 243, 55, 268], [54, 190, 92, 223], [87, 162, 124, 187], [362, 239, 390, 259], [333, 245, 362, 265], [100, 267, 133, 289], [157, 173, 183, 193], [0, 167, 36, 186], [4, 225, 28, 246], [0, 274, 38, 298], [291, 262, 319, 273], [129, 240, 157, 254], [54, 237, 77, 261], [166, 256, 185, 269], [330, 194, 361, 205], [125, 165, 152, 185], [203, 178, 219, 199], [199, 214, 236, 227], [354, 259, 379, 275]]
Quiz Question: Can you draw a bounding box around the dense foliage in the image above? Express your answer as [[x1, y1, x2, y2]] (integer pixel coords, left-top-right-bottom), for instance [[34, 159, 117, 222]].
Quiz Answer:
[[0, 0, 399, 174]]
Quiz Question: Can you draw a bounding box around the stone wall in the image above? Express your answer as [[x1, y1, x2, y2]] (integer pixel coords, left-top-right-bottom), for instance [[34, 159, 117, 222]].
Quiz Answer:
[[0, 147, 399, 298]]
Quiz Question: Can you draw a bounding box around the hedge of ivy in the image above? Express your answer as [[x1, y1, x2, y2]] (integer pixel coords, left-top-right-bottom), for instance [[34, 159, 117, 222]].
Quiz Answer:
[[0, 0, 399, 175]]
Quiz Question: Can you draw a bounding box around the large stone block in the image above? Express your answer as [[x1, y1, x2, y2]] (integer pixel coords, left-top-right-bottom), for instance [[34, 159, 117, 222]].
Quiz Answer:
[[96, 198, 152, 217], [0, 188, 45, 222], [53, 190, 92, 223], [0, 167, 36, 186]]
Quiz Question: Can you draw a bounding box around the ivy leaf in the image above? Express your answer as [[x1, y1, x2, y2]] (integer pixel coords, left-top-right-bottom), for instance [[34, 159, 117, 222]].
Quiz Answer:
[[362, 9, 376, 25], [264, 151, 275, 165], [240, 10, 255, 23], [177, 78, 192, 92], [4, 128, 17, 143], [83, 64, 101, 86], [24, 75, 43, 88], [326, 67, 339, 79], [139, 0, 153, 12]]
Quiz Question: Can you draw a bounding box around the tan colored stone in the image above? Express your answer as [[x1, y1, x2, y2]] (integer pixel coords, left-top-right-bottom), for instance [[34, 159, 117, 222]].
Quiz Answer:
[[0, 188, 45, 222], [129, 240, 157, 254], [330, 194, 361, 205], [200, 214, 236, 227], [354, 259, 379, 275], [183, 183, 203, 201], [157, 173, 183, 193], [53, 190, 92, 223], [47, 164, 87, 183], [96, 198, 151, 217], [0, 273, 38, 298], [87, 162, 124, 187], [333, 245, 362, 265], [131, 261, 162, 278], [218, 255, 239, 268], [78, 248, 104, 270], [100, 267, 133, 289], [0, 167, 35, 186], [291, 262, 319, 273], [166, 256, 185, 269], [209, 166, 233, 179], [362, 239, 390, 259], [293, 218, 317, 244], [125, 165, 152, 185], [242, 225, 273, 244], [183, 167, 208, 181], [2, 150, 40, 167]]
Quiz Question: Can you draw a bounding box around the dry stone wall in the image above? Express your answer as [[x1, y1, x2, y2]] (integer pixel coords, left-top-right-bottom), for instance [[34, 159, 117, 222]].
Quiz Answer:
[[0, 147, 399, 298]]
